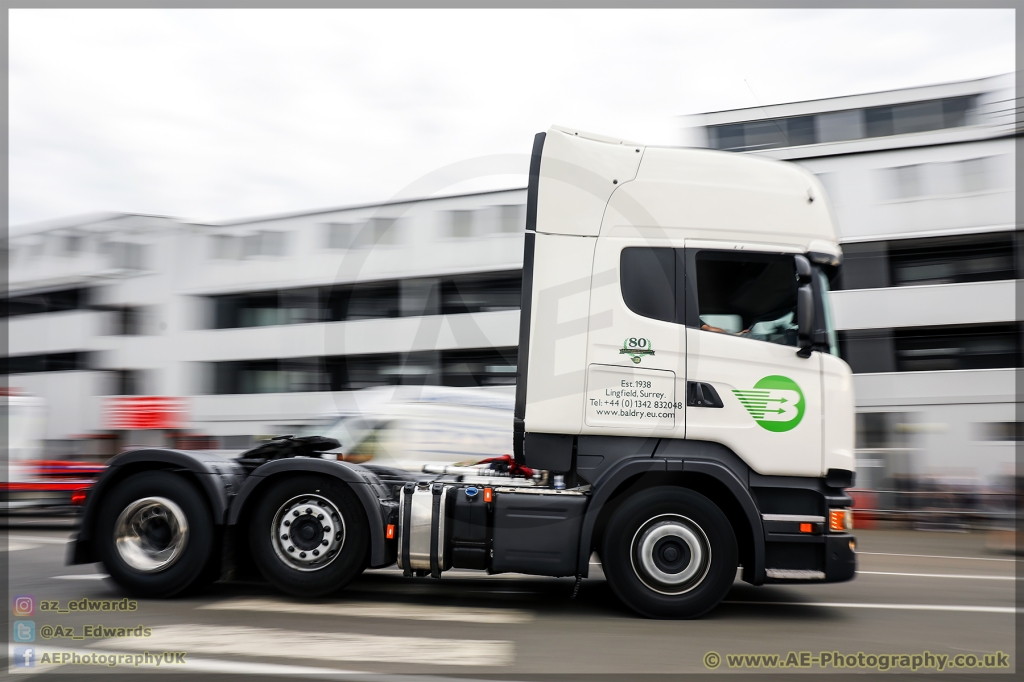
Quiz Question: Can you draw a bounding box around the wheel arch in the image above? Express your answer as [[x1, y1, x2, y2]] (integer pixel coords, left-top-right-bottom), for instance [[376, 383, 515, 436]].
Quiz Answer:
[[69, 449, 233, 566], [578, 458, 765, 584], [226, 458, 391, 569]]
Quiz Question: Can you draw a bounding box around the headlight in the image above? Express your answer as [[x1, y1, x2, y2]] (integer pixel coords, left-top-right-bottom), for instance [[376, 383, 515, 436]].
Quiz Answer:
[[829, 508, 852, 532]]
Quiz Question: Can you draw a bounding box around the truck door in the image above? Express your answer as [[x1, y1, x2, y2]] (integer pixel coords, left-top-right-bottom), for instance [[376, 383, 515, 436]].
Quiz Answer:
[[583, 240, 686, 439], [684, 246, 822, 477]]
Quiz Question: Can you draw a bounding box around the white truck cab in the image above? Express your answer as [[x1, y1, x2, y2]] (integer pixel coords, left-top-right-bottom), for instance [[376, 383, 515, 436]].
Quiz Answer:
[[71, 127, 856, 620], [517, 125, 852, 479]]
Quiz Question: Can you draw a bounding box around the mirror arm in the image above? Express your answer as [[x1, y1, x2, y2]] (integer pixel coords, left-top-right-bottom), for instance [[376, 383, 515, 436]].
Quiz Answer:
[[796, 283, 815, 358]]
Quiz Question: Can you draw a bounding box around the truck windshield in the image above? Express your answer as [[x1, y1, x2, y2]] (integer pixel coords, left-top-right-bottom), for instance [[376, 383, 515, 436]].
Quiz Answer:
[[816, 269, 840, 356]]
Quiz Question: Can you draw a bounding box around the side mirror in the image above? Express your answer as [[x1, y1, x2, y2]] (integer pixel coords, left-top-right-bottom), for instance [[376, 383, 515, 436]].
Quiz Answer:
[[794, 254, 812, 283], [796, 283, 814, 358]]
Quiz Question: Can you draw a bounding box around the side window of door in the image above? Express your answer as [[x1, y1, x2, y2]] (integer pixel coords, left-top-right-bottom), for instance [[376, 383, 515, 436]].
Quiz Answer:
[[690, 250, 799, 348], [619, 247, 680, 323]]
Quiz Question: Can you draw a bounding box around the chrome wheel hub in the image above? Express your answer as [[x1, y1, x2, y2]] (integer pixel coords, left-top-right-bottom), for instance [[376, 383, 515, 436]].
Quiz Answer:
[[272, 494, 345, 572], [630, 514, 711, 595], [114, 496, 189, 573]]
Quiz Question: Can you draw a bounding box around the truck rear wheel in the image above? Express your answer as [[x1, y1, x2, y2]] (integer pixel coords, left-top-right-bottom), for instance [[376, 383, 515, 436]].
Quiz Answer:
[[602, 486, 737, 619], [249, 475, 368, 597], [95, 471, 215, 598]]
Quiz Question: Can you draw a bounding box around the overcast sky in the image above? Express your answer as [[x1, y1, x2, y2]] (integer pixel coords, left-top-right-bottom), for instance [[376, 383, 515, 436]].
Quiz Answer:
[[9, 8, 1014, 229]]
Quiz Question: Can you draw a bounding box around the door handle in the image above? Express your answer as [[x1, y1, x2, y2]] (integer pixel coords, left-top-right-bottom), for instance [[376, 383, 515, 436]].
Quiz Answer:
[[686, 382, 724, 408]]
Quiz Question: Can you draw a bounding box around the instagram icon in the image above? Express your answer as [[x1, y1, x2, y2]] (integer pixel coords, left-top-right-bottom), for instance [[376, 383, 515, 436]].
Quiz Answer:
[[12, 595, 34, 617]]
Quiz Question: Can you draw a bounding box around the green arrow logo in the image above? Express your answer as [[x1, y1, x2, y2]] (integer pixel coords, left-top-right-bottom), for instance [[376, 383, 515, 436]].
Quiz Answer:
[[732, 375, 805, 432]]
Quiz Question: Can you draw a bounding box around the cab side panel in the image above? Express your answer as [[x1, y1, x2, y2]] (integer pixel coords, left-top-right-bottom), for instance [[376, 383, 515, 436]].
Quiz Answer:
[[522, 232, 597, 437]]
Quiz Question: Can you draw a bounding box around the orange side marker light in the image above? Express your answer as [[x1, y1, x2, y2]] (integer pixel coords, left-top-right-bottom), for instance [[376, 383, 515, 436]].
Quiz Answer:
[[483, 487, 493, 503], [386, 524, 395, 539], [799, 522, 813, 533], [829, 509, 850, 532]]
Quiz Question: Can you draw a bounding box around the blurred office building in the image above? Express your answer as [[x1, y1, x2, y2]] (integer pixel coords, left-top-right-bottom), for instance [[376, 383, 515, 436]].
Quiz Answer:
[[684, 72, 1017, 493], [6, 192, 526, 454], [5, 73, 1016, 495]]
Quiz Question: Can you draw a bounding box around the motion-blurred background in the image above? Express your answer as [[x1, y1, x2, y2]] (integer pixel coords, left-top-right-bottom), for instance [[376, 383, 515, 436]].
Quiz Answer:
[[4, 9, 1018, 533]]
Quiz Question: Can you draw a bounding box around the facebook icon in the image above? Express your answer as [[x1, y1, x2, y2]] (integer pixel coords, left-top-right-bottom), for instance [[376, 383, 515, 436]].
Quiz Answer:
[[14, 646, 36, 668]]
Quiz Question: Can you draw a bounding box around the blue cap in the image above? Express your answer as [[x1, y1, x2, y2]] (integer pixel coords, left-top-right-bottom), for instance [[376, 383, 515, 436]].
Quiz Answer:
[[465, 487, 479, 497]]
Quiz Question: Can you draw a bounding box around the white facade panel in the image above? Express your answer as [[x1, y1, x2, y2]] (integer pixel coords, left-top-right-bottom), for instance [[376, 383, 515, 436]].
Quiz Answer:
[[179, 311, 520, 363], [8, 310, 106, 355], [830, 280, 1016, 330], [8, 371, 107, 439], [852, 369, 1014, 408]]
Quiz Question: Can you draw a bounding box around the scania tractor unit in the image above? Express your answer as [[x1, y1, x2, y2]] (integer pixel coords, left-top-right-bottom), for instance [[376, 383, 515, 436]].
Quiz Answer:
[[69, 127, 857, 619]]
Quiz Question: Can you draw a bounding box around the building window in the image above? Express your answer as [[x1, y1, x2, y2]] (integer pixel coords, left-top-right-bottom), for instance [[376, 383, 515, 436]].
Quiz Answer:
[[957, 157, 992, 194], [886, 164, 923, 200], [894, 323, 1019, 372], [206, 347, 519, 394], [324, 223, 356, 249], [104, 241, 147, 270], [211, 231, 288, 259], [3, 288, 89, 318], [836, 232, 1017, 291], [210, 234, 237, 259], [4, 351, 91, 375], [207, 271, 523, 329], [889, 233, 1015, 286], [108, 369, 145, 396], [327, 282, 402, 321], [974, 422, 1024, 442], [817, 110, 864, 143], [448, 210, 475, 238], [213, 358, 327, 395], [496, 205, 525, 233], [709, 95, 977, 151], [213, 288, 320, 329], [350, 218, 399, 248], [441, 347, 518, 387], [441, 272, 522, 315], [839, 323, 1021, 373], [864, 96, 975, 139], [838, 329, 896, 373], [63, 233, 84, 255], [107, 307, 147, 335]]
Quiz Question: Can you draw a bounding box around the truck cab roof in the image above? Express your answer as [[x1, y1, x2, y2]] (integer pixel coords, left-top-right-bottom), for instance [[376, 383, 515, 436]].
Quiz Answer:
[[537, 126, 841, 261]]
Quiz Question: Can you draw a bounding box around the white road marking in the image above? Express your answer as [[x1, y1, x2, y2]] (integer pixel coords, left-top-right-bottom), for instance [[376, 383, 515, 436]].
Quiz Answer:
[[51, 574, 109, 580], [99, 624, 514, 666], [858, 551, 1015, 562], [724, 601, 1018, 614], [7, 643, 365, 677], [201, 597, 533, 623], [858, 570, 1014, 581], [8, 535, 73, 545], [2, 541, 41, 552]]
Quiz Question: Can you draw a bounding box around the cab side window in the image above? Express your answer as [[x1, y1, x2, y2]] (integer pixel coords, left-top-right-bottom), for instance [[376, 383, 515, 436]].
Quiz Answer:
[[694, 251, 798, 347], [620, 247, 677, 323]]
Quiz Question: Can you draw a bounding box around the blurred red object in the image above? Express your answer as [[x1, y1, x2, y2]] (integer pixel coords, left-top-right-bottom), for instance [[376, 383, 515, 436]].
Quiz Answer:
[[849, 489, 877, 529], [106, 396, 187, 430]]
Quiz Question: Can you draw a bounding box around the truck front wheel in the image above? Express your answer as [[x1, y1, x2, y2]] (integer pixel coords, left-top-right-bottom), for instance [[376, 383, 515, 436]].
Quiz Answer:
[[95, 471, 215, 598], [249, 475, 369, 597], [602, 487, 737, 618]]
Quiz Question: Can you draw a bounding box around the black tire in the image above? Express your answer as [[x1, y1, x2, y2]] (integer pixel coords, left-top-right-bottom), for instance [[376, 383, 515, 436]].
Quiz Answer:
[[249, 475, 369, 597], [602, 486, 737, 619], [95, 471, 215, 598]]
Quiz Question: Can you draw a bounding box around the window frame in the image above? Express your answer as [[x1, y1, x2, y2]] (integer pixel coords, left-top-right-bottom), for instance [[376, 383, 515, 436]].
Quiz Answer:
[[684, 247, 808, 350]]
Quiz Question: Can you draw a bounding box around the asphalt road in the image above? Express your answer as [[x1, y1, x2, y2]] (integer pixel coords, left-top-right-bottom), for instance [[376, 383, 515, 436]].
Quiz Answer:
[[4, 527, 1018, 678]]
